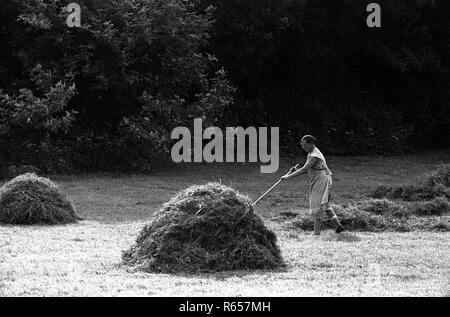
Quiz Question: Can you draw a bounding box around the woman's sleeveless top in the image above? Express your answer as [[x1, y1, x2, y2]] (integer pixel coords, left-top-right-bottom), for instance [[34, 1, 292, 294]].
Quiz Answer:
[[307, 147, 332, 179]]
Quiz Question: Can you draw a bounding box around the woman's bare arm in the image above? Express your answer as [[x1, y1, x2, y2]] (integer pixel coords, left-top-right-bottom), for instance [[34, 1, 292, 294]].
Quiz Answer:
[[282, 157, 317, 179]]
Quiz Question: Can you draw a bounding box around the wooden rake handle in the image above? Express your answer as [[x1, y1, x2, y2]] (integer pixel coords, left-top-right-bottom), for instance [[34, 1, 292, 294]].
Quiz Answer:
[[252, 164, 299, 207]]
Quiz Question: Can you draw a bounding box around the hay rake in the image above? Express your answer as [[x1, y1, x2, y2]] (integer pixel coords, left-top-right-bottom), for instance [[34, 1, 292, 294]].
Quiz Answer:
[[252, 164, 299, 206]]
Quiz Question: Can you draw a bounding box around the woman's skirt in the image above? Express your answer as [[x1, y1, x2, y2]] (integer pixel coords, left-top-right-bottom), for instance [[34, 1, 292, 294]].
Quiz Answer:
[[308, 170, 332, 217]]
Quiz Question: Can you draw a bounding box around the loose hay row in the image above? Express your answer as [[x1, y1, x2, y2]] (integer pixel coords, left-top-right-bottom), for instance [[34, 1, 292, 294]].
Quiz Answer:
[[370, 164, 450, 201], [1, 170, 448, 274], [0, 173, 82, 225]]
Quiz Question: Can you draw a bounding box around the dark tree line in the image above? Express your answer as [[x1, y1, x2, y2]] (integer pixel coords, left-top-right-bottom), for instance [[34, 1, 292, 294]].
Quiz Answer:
[[195, 0, 450, 154], [0, 0, 449, 174], [0, 0, 233, 173]]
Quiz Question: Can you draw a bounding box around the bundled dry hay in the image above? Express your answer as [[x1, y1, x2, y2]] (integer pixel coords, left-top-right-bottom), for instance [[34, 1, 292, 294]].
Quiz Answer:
[[122, 182, 285, 273], [0, 173, 81, 225]]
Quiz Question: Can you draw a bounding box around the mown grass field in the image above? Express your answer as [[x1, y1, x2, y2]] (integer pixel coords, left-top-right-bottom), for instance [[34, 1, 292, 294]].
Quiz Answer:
[[1, 152, 449, 296]]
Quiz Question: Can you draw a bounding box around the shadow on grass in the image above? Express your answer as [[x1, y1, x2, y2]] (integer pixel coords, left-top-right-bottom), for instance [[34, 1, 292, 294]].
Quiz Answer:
[[285, 230, 362, 242], [202, 267, 289, 280], [120, 263, 289, 279], [0, 220, 86, 227], [324, 232, 362, 242]]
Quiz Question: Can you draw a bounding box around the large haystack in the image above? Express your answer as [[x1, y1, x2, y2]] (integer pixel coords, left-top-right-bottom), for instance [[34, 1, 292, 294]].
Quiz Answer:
[[0, 173, 81, 225], [122, 182, 285, 273]]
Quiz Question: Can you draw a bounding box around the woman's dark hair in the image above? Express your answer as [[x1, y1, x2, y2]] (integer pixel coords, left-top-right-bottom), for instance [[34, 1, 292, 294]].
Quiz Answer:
[[301, 135, 317, 144]]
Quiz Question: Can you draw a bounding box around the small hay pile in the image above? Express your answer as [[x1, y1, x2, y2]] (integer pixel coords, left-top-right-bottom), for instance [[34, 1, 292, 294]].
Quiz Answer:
[[122, 182, 285, 273], [273, 199, 449, 232], [0, 173, 81, 225]]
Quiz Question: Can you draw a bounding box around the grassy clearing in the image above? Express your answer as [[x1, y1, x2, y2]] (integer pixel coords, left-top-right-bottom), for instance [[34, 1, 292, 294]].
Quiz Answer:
[[0, 152, 449, 296]]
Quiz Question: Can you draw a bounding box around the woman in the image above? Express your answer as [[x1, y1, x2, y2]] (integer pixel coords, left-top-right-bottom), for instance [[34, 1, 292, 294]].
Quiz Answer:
[[281, 135, 345, 235]]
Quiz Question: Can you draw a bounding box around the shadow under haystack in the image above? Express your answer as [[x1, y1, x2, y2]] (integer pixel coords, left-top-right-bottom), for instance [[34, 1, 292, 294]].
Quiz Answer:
[[122, 182, 285, 273], [0, 173, 82, 225]]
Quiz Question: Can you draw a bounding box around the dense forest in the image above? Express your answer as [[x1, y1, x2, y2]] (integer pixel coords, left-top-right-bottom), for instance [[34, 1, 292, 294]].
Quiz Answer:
[[0, 0, 449, 173]]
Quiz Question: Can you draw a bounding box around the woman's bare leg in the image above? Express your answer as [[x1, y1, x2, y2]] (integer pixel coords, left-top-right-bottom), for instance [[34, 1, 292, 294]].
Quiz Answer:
[[324, 206, 345, 233]]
